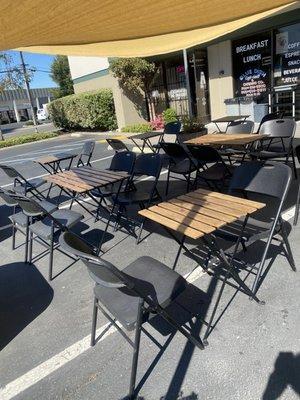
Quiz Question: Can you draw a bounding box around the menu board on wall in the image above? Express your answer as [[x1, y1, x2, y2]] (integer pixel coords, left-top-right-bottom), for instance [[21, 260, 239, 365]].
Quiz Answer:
[[232, 32, 271, 97], [274, 22, 300, 86]]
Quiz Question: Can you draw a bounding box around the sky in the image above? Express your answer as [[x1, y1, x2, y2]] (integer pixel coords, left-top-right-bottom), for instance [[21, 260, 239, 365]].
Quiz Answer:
[[5, 50, 57, 88]]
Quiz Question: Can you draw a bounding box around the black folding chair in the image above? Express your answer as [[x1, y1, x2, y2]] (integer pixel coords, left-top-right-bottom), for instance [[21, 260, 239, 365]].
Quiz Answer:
[[187, 144, 233, 190], [256, 111, 284, 133], [112, 153, 162, 243], [250, 119, 297, 178], [0, 187, 57, 254], [59, 231, 204, 399], [77, 141, 95, 167], [160, 142, 197, 196], [218, 161, 296, 296], [9, 192, 83, 280], [0, 164, 46, 198], [152, 121, 182, 152], [106, 138, 129, 153], [218, 120, 254, 163], [92, 151, 136, 221], [293, 145, 300, 226]]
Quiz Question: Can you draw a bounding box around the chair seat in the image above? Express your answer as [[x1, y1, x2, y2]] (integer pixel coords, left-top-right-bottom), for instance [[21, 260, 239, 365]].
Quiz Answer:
[[113, 189, 156, 205], [29, 209, 83, 240], [94, 256, 187, 330], [38, 199, 57, 214], [9, 212, 28, 227], [198, 164, 233, 181], [14, 178, 46, 194], [169, 159, 197, 174], [250, 150, 288, 159], [219, 148, 246, 156]]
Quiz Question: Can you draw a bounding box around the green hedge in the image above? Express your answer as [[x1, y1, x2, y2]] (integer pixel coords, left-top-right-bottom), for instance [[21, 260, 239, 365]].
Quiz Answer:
[[0, 132, 58, 149], [48, 90, 118, 131], [121, 123, 152, 133]]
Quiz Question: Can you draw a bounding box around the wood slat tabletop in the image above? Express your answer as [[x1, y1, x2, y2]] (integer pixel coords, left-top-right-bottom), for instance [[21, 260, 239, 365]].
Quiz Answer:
[[44, 167, 129, 193], [139, 188, 265, 240], [184, 133, 266, 146]]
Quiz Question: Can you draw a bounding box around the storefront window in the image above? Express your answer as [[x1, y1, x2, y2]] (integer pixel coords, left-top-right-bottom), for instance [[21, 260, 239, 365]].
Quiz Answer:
[[274, 22, 300, 87], [232, 32, 272, 99]]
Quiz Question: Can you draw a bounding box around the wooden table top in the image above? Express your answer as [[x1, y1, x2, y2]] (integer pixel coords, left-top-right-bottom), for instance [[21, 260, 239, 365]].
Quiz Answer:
[[130, 131, 161, 140], [35, 152, 77, 165], [44, 166, 130, 193], [184, 133, 266, 146], [139, 188, 265, 240], [212, 115, 249, 123]]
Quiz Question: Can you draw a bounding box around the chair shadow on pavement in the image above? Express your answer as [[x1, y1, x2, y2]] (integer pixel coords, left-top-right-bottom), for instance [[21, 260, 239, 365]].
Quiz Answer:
[[0, 262, 54, 351], [262, 352, 300, 400]]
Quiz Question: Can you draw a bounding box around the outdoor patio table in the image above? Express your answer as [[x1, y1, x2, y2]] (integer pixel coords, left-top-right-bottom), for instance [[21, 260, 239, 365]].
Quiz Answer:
[[139, 187, 265, 344], [34, 152, 78, 197], [184, 133, 266, 147], [211, 115, 250, 132], [130, 131, 163, 153], [44, 166, 130, 253]]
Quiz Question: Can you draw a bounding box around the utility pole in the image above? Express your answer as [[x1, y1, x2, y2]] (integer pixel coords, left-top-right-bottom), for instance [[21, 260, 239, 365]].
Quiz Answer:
[[19, 51, 38, 133]]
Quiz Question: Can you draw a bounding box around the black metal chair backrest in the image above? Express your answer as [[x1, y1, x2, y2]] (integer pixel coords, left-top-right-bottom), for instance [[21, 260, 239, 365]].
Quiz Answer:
[[106, 138, 129, 152], [133, 153, 162, 178], [257, 112, 284, 133], [0, 187, 18, 206], [160, 142, 189, 162], [187, 144, 223, 165], [164, 121, 182, 135], [0, 164, 25, 180], [259, 118, 295, 138], [77, 141, 95, 166], [59, 232, 131, 289], [229, 161, 291, 200], [109, 151, 136, 174], [226, 120, 254, 134]]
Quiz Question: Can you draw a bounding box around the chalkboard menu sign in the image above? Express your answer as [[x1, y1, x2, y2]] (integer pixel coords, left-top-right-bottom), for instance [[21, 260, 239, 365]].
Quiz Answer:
[[274, 22, 300, 86], [232, 32, 271, 97]]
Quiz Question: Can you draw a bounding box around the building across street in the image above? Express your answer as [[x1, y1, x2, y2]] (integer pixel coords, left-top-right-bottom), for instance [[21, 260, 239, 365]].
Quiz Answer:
[[68, 7, 300, 129]]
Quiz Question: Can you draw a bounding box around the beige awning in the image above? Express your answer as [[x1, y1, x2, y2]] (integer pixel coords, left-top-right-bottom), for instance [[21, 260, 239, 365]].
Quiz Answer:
[[1, 0, 299, 57]]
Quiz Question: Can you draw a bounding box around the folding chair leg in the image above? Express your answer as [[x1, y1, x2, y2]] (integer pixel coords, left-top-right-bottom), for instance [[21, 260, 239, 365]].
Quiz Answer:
[[48, 230, 54, 281], [24, 216, 29, 263], [291, 150, 298, 180], [165, 168, 171, 197], [128, 299, 143, 399], [280, 220, 296, 271], [293, 184, 300, 226], [12, 221, 16, 250], [136, 217, 145, 244], [91, 297, 98, 346]]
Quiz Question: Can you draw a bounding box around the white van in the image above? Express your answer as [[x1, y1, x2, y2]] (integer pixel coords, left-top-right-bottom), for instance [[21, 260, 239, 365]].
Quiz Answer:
[[37, 104, 49, 121]]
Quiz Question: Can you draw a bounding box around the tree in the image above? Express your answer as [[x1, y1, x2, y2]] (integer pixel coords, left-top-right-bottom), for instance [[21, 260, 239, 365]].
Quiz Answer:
[[50, 55, 74, 99], [0, 52, 35, 139], [109, 58, 159, 120]]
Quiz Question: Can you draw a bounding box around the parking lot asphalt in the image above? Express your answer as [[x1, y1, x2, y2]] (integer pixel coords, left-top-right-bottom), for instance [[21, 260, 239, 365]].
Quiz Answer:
[[0, 136, 299, 400]]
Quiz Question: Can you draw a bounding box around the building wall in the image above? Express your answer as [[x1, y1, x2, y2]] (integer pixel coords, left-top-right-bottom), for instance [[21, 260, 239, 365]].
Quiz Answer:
[[207, 40, 234, 119], [69, 56, 147, 129]]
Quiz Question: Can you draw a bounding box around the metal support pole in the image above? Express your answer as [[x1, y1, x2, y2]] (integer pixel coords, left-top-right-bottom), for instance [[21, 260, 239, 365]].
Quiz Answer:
[[183, 49, 193, 117], [19, 51, 38, 133]]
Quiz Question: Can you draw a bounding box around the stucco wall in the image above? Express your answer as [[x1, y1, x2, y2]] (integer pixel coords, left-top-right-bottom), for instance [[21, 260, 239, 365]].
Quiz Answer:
[[207, 40, 234, 119]]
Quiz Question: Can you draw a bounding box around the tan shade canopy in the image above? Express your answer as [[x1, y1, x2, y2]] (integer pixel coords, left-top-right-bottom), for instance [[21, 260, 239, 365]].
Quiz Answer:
[[1, 0, 298, 57]]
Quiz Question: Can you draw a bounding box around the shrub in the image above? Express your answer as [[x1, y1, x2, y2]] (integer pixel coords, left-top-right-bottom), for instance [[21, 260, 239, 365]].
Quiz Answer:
[[24, 120, 34, 126], [150, 114, 164, 130], [181, 116, 205, 134], [162, 108, 178, 124], [0, 132, 58, 149], [121, 123, 152, 133], [48, 90, 118, 131]]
